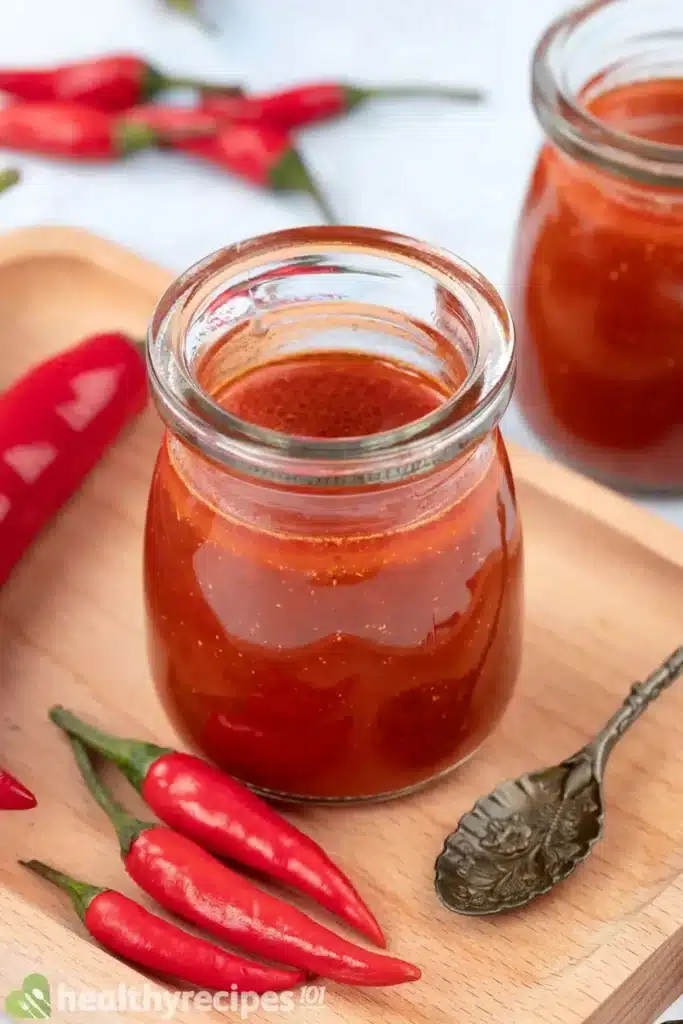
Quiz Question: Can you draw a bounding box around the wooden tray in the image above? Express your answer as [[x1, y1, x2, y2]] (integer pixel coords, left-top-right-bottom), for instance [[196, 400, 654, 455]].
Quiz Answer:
[[1, 226, 683, 1024]]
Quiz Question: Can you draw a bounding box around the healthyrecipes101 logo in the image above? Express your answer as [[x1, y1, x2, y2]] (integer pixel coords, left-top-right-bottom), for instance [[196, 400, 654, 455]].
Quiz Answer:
[[4, 974, 51, 1019], [4, 975, 327, 1019]]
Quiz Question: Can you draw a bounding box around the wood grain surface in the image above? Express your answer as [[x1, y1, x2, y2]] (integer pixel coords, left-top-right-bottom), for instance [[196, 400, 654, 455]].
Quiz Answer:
[[0, 227, 682, 1024]]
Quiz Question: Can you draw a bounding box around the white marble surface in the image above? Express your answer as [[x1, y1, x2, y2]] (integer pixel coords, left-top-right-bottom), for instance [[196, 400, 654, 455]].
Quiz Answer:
[[0, 1, 682, 1020]]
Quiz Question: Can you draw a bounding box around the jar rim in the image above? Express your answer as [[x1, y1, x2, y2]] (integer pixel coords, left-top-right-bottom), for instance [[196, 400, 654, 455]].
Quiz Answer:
[[147, 226, 515, 487], [533, 0, 683, 188]]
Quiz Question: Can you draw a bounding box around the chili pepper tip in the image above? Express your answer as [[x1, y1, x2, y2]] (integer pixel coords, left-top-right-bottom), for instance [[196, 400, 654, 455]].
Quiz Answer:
[[0, 768, 37, 810]]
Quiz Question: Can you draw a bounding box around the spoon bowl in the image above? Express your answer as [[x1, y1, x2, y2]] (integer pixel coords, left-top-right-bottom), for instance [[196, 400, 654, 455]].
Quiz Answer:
[[435, 755, 603, 915]]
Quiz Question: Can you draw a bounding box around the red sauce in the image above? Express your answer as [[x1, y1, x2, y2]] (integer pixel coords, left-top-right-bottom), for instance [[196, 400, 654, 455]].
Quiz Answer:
[[511, 78, 683, 490], [144, 349, 523, 800], [220, 352, 445, 437]]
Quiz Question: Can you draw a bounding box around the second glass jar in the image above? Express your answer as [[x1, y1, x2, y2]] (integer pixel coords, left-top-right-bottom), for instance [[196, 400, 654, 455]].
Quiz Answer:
[[145, 227, 523, 802], [511, 0, 683, 492]]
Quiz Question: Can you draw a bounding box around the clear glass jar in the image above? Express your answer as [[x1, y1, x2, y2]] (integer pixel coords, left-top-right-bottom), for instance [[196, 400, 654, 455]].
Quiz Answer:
[[511, 0, 683, 492], [145, 226, 523, 803]]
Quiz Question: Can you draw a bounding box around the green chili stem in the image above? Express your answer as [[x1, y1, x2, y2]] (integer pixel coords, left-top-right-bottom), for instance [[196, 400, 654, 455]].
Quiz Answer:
[[349, 83, 486, 105], [64, 734, 153, 855], [0, 168, 20, 194], [20, 859, 103, 920], [163, 0, 217, 32], [49, 705, 167, 792]]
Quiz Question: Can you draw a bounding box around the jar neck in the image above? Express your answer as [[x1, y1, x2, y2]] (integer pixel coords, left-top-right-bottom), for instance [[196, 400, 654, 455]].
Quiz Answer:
[[147, 227, 515, 489], [167, 431, 499, 539], [533, 0, 683, 189]]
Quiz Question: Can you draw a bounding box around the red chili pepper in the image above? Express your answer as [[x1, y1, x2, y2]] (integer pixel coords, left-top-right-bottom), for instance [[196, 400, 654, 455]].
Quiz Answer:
[[49, 706, 384, 946], [21, 859, 304, 992], [0, 768, 36, 810], [135, 108, 335, 222], [201, 80, 485, 130], [0, 55, 238, 112], [0, 103, 183, 160], [0, 332, 147, 585], [64, 735, 420, 987]]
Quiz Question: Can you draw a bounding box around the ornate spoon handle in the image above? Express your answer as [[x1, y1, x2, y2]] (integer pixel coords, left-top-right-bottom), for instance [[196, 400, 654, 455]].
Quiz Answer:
[[590, 647, 683, 775]]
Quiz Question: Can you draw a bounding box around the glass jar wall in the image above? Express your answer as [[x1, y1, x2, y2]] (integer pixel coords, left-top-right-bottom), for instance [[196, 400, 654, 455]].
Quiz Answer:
[[511, 0, 683, 492]]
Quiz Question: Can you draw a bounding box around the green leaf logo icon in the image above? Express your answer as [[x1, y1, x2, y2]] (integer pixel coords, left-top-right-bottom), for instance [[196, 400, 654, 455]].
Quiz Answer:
[[4, 974, 51, 1019]]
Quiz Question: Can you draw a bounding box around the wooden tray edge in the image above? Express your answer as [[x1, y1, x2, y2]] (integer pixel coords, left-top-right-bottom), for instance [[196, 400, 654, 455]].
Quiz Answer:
[[555, 876, 683, 1024], [0, 224, 174, 294]]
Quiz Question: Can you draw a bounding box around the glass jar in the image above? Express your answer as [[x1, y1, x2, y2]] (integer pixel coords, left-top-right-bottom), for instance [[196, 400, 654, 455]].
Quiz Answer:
[[511, 0, 683, 492], [145, 226, 523, 803]]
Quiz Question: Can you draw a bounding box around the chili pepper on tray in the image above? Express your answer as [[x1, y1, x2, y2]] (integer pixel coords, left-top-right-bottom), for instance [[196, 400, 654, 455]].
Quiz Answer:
[[0, 55, 238, 112], [0, 332, 147, 586], [0, 103, 213, 161], [50, 706, 384, 946], [201, 80, 485, 130], [0, 769, 36, 810], [63, 735, 419, 987], [21, 860, 304, 992]]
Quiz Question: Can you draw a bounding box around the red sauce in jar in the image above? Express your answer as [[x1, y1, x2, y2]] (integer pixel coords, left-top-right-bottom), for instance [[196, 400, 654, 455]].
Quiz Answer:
[[219, 351, 445, 437], [145, 347, 523, 800], [512, 78, 683, 490]]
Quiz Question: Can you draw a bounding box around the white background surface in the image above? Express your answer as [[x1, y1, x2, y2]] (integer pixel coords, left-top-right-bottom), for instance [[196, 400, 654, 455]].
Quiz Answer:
[[0, 1, 681, 1021]]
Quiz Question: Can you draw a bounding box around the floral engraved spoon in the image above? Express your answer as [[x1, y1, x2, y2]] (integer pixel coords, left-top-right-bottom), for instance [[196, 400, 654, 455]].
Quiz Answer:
[[435, 647, 683, 915]]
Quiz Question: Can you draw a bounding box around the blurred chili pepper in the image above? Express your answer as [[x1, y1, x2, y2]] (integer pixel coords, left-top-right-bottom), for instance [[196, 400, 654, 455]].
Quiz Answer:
[[0, 103, 157, 160], [201, 80, 485, 130], [22, 860, 305, 992], [133, 107, 335, 221], [0, 769, 36, 810], [0, 332, 147, 586], [0, 168, 20, 194], [0, 103, 215, 161], [0, 55, 238, 113], [64, 734, 419, 986], [50, 705, 384, 946]]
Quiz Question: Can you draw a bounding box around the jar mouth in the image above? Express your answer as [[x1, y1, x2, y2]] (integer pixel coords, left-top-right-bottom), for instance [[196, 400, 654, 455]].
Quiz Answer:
[[533, 0, 683, 187], [147, 226, 514, 487]]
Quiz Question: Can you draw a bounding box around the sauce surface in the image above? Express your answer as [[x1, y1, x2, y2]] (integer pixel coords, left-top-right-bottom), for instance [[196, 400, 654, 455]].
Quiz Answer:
[[511, 77, 683, 489], [145, 348, 523, 800], [218, 351, 446, 437]]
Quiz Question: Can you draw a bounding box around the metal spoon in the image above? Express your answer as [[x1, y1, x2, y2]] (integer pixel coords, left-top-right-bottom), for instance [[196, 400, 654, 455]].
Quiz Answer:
[[435, 647, 683, 916]]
